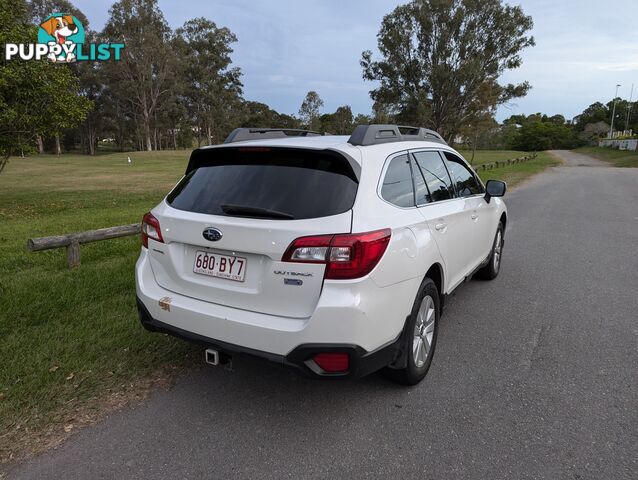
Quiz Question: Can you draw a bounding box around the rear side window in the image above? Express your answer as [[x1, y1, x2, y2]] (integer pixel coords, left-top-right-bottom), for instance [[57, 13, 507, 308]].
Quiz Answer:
[[443, 152, 483, 197], [380, 154, 414, 208], [412, 151, 454, 202], [167, 148, 358, 220]]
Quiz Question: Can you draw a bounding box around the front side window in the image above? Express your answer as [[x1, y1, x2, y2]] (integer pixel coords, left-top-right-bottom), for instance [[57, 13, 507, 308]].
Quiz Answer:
[[380, 154, 414, 207], [412, 151, 455, 203], [443, 152, 483, 197]]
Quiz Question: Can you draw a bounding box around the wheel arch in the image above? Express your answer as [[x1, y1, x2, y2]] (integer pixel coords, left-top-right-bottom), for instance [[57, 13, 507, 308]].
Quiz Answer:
[[389, 262, 445, 371], [424, 262, 444, 297], [500, 211, 507, 235], [424, 262, 446, 314]]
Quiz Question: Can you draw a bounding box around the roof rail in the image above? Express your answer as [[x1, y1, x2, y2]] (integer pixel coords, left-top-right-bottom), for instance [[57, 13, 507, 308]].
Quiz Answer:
[[348, 124, 447, 146], [224, 128, 323, 144]]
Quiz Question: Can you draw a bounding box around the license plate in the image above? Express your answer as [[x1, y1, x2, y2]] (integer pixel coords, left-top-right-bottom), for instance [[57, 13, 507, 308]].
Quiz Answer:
[[193, 251, 247, 282]]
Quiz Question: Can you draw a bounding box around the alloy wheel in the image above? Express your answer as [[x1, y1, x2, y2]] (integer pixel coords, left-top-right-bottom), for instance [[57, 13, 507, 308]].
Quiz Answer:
[[412, 295, 436, 368]]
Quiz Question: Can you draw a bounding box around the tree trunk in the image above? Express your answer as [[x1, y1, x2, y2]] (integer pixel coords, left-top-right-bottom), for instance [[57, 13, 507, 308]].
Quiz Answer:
[[143, 113, 152, 151], [85, 122, 96, 156], [207, 125, 212, 145], [116, 123, 123, 152], [55, 135, 62, 155], [471, 130, 478, 165], [88, 133, 96, 156], [36, 135, 44, 154], [173, 129, 177, 150]]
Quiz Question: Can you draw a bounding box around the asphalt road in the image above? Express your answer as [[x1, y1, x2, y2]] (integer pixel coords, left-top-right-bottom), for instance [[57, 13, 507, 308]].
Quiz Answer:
[[8, 150, 638, 479]]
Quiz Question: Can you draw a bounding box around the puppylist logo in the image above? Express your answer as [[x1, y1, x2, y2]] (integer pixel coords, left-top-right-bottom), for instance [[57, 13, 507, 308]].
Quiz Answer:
[[5, 13, 124, 63]]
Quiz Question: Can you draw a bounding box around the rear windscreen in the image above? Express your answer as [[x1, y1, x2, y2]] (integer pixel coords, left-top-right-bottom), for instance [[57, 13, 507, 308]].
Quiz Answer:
[[167, 148, 359, 220]]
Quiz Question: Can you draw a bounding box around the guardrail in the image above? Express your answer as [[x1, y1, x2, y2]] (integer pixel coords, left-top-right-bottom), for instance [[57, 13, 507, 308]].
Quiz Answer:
[[27, 223, 141, 269], [477, 152, 537, 171]]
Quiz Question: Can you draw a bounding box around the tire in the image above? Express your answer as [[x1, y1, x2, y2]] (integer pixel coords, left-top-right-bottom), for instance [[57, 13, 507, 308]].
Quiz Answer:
[[475, 222, 504, 280], [382, 278, 440, 386]]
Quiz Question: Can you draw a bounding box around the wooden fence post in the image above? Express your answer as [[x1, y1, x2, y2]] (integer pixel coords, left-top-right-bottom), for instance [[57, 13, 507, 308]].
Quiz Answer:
[[67, 240, 81, 268]]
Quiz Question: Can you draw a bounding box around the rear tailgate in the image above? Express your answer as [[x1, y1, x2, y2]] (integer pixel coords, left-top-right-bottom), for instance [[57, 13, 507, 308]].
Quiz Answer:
[[147, 146, 359, 319]]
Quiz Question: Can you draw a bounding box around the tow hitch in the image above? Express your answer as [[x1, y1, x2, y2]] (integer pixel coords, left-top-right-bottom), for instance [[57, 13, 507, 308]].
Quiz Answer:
[[205, 348, 233, 370]]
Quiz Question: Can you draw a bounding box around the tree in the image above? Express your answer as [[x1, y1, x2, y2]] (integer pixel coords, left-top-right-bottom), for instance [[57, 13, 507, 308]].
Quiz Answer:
[[361, 0, 535, 141], [0, 0, 91, 169], [74, 40, 104, 155], [502, 114, 527, 126], [573, 100, 638, 136], [240, 101, 299, 129], [174, 17, 243, 146], [298, 91, 324, 130], [320, 105, 354, 134], [580, 121, 609, 144], [332, 106, 354, 134], [546, 114, 566, 125], [102, 0, 174, 151], [27, 0, 89, 27], [511, 118, 580, 151], [573, 102, 609, 132], [458, 114, 499, 161], [354, 113, 372, 126]]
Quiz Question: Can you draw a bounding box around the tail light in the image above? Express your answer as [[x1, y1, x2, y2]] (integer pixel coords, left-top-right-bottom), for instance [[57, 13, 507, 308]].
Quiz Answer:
[[141, 212, 163, 248], [282, 229, 391, 280]]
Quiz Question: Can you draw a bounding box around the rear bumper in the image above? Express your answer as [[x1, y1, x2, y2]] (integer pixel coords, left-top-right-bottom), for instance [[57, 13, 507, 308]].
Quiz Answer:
[[135, 248, 418, 378], [137, 297, 402, 378]]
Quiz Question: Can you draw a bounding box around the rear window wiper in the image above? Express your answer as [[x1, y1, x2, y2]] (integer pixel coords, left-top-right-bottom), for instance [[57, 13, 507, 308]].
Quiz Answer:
[[220, 204, 295, 220]]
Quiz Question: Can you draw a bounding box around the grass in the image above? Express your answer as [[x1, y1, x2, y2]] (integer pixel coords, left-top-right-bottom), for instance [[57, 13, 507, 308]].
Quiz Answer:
[[0, 151, 197, 462], [573, 146, 638, 167], [464, 151, 560, 188], [0, 148, 558, 462]]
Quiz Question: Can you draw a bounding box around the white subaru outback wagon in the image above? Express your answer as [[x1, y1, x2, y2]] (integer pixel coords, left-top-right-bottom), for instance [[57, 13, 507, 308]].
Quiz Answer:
[[136, 125, 507, 385]]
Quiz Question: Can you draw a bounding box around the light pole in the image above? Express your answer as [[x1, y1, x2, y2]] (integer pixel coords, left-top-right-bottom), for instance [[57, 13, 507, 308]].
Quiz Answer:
[[609, 83, 621, 138], [625, 83, 634, 132]]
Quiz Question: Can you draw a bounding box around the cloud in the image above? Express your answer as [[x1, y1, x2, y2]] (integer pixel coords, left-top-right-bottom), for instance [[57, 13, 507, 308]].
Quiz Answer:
[[74, 0, 638, 120], [268, 75, 297, 85]]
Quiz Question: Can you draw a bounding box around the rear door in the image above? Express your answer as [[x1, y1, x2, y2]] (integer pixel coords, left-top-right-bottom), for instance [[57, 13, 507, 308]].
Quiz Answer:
[[147, 147, 359, 319]]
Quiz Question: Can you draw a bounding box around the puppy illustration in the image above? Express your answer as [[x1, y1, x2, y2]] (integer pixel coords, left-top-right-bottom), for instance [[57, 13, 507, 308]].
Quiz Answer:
[[45, 40, 76, 63], [40, 15, 78, 45]]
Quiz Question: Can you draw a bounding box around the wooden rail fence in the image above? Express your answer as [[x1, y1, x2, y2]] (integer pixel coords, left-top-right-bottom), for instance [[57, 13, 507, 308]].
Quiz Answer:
[[476, 152, 537, 171], [27, 223, 141, 269]]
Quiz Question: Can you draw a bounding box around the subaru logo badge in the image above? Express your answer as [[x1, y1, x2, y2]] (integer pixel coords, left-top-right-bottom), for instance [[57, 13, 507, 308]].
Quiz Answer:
[[202, 227, 223, 242]]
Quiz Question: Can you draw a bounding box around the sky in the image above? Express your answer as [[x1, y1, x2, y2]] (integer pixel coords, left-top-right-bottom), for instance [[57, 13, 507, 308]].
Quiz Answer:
[[73, 0, 638, 122]]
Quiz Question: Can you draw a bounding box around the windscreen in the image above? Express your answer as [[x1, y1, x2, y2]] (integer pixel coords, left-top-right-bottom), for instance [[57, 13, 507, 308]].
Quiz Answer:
[[167, 148, 359, 220]]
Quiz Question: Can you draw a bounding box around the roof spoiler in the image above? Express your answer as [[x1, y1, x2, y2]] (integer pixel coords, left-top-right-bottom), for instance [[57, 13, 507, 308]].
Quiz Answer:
[[348, 124, 447, 146], [224, 128, 323, 144]]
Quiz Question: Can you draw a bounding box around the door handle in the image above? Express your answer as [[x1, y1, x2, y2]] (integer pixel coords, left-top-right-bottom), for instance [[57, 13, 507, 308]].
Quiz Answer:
[[435, 222, 447, 231], [471, 213, 479, 220]]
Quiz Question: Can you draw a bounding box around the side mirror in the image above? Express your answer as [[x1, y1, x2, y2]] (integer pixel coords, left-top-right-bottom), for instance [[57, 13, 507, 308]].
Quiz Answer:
[[485, 180, 506, 203]]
